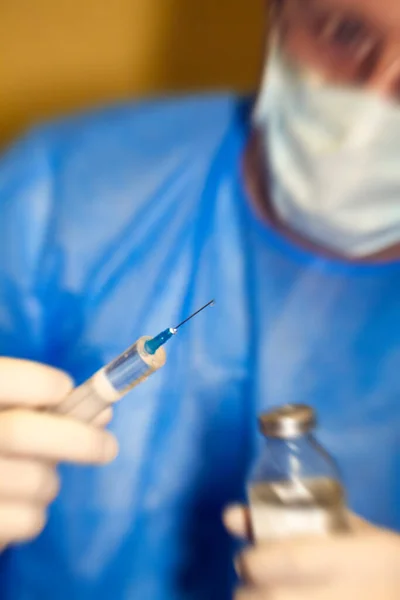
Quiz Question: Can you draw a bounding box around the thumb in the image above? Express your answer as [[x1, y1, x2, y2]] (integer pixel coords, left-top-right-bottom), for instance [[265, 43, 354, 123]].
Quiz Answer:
[[348, 511, 375, 533], [0, 358, 73, 408], [223, 504, 252, 539]]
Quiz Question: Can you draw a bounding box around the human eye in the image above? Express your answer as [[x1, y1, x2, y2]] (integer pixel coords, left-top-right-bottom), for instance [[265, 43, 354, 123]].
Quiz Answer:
[[316, 13, 377, 60]]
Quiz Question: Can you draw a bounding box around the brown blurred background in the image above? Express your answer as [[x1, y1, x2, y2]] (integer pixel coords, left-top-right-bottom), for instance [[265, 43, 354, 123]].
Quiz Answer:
[[0, 0, 264, 146]]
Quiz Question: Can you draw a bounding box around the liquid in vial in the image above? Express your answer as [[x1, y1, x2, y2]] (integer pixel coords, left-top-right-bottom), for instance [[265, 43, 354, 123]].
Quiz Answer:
[[249, 476, 348, 541]]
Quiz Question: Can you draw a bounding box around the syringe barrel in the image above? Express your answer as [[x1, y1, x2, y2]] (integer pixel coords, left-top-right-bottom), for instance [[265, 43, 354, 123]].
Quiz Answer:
[[53, 336, 166, 423]]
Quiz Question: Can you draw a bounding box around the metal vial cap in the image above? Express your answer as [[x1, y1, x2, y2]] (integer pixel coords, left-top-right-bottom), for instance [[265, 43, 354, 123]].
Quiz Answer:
[[259, 404, 316, 439]]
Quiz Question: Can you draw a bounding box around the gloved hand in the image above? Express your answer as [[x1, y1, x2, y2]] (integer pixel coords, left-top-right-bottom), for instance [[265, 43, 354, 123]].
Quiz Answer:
[[0, 358, 118, 549], [224, 504, 400, 600]]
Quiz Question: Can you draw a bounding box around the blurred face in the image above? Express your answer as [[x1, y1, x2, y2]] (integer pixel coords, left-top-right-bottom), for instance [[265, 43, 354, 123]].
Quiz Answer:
[[274, 0, 400, 99], [250, 0, 400, 259]]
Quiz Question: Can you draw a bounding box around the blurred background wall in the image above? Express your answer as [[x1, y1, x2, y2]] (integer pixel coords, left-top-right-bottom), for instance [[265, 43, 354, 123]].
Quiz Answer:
[[0, 0, 264, 146]]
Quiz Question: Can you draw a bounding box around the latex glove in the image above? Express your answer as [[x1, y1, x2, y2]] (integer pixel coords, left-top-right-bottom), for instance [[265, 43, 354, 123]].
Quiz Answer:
[[0, 358, 118, 548], [224, 504, 400, 600]]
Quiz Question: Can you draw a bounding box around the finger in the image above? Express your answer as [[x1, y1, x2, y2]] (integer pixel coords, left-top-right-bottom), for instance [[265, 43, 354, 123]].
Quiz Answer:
[[347, 511, 373, 533], [0, 358, 73, 408], [0, 409, 118, 464], [234, 587, 264, 600], [0, 502, 47, 544], [237, 532, 394, 586], [92, 407, 113, 428], [223, 504, 252, 539], [234, 584, 347, 600], [237, 543, 328, 586], [235, 585, 316, 600], [0, 458, 59, 503], [247, 583, 399, 600]]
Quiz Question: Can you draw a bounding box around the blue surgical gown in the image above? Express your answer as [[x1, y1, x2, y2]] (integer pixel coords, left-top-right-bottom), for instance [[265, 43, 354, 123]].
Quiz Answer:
[[0, 95, 399, 599]]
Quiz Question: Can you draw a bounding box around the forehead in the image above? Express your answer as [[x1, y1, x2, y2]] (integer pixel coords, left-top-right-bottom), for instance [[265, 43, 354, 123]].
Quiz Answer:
[[305, 0, 400, 28]]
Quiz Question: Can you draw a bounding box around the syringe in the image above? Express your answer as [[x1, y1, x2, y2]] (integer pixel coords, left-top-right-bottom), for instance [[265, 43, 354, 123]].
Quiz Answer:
[[52, 300, 215, 423]]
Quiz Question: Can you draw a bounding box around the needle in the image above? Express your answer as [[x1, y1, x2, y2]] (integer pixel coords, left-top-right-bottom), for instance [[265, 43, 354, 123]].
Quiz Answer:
[[174, 299, 216, 331], [144, 300, 215, 355]]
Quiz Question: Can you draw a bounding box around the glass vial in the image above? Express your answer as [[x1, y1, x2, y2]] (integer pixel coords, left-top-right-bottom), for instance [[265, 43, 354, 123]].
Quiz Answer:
[[248, 404, 349, 541]]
